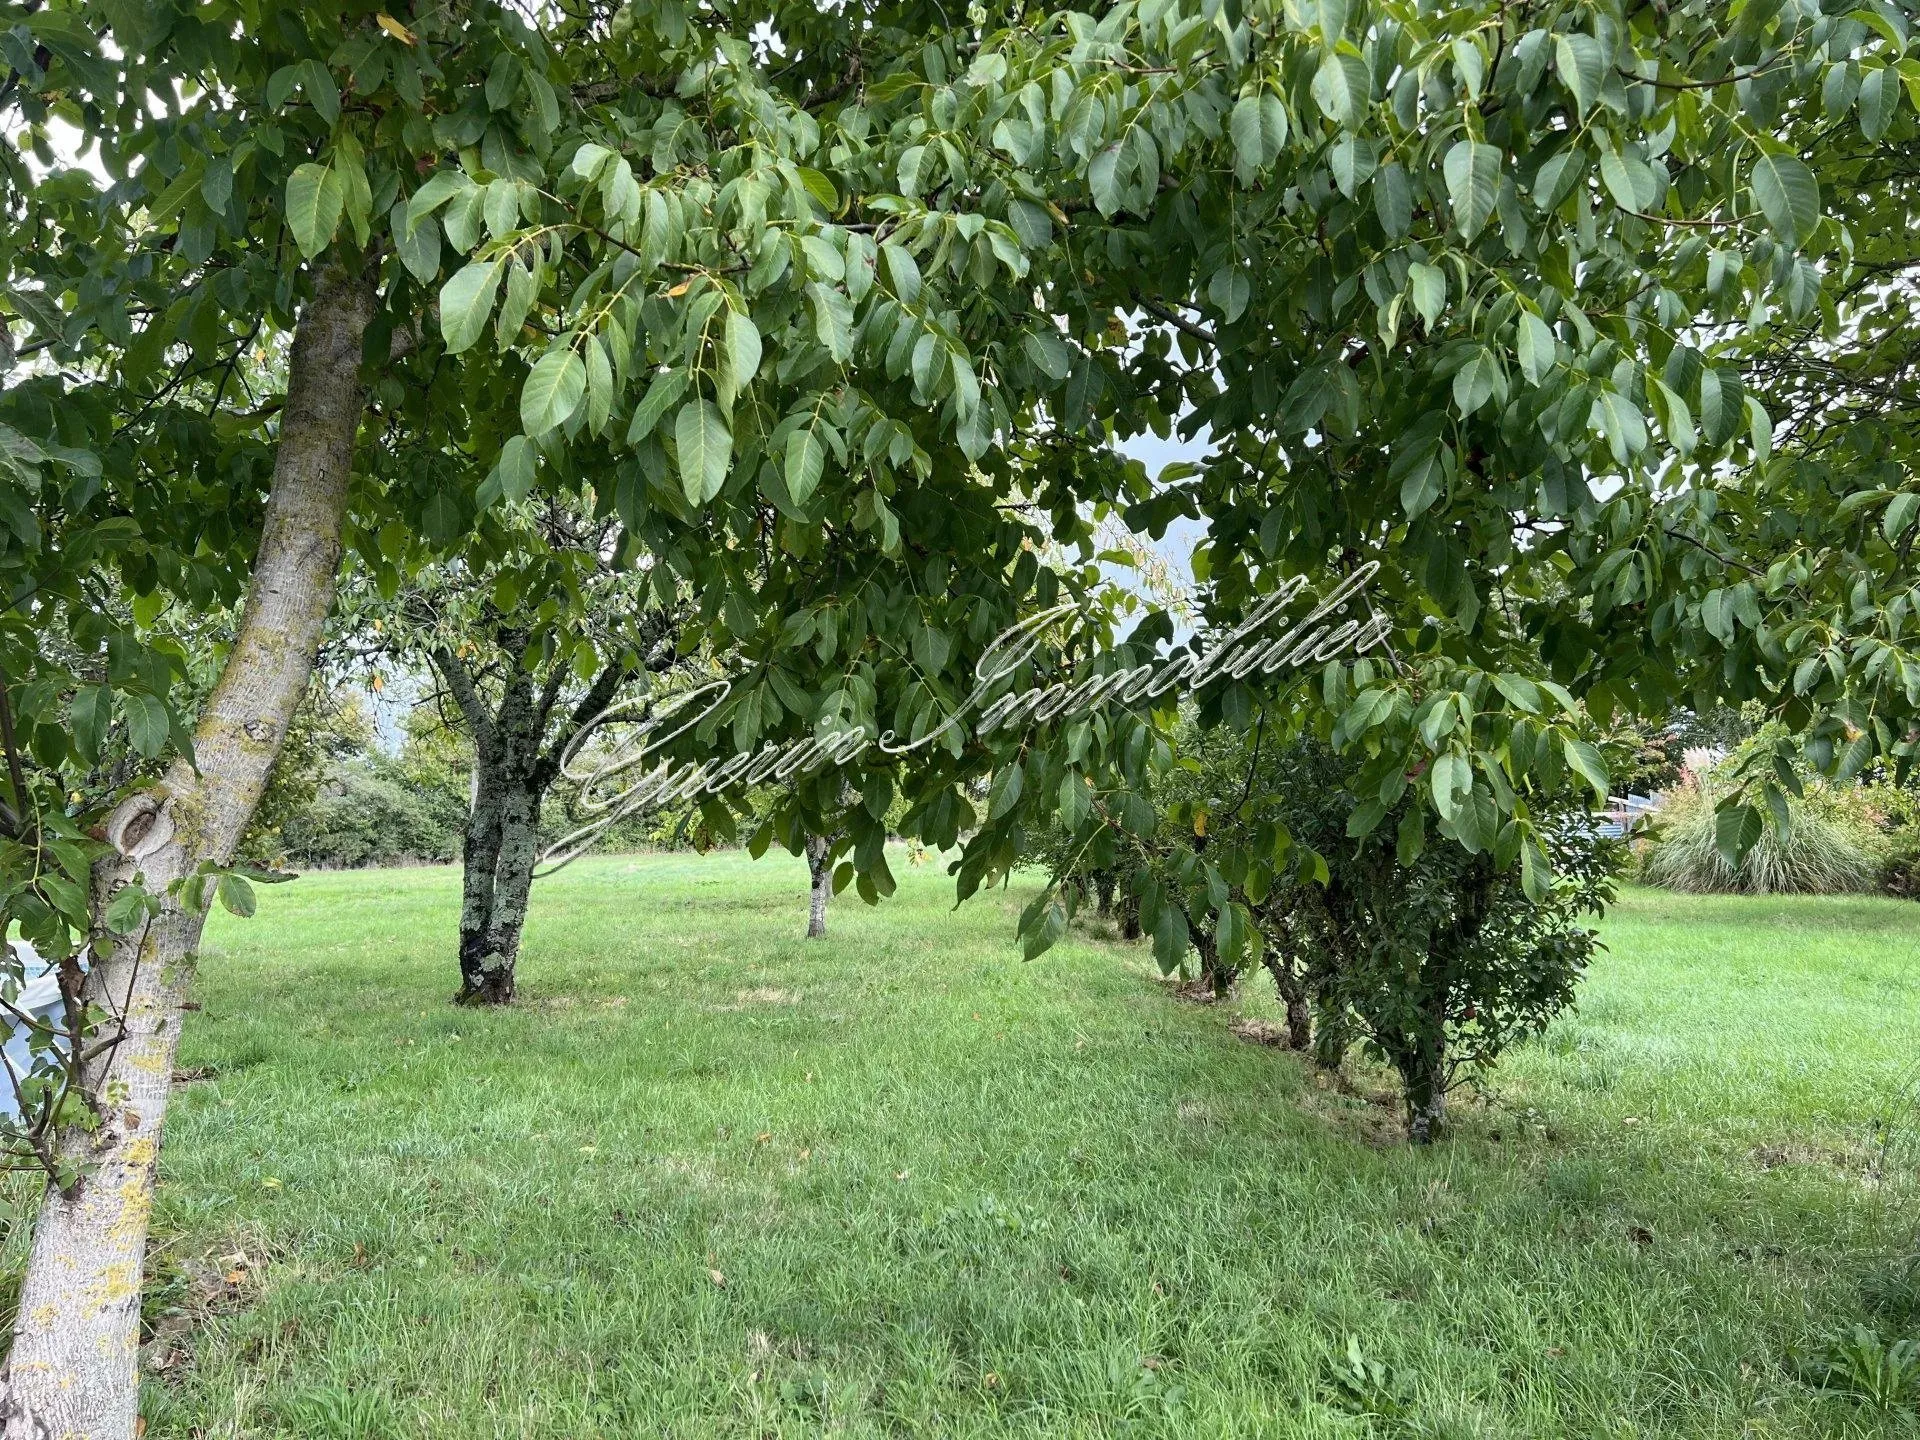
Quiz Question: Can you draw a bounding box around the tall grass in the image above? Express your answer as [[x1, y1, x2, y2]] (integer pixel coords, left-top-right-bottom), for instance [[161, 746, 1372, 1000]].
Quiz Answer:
[[1641, 782, 1884, 895]]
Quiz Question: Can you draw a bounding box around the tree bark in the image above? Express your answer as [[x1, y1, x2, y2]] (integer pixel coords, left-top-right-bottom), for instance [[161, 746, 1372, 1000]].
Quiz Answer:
[[0, 265, 375, 1440], [471, 783, 539, 1004], [1260, 952, 1312, 1050], [434, 649, 504, 1001], [440, 652, 632, 1005], [805, 833, 832, 938], [456, 774, 505, 999], [1401, 1051, 1448, 1145]]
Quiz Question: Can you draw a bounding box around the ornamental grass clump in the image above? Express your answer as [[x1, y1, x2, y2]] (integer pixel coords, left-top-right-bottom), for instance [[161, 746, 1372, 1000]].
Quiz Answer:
[[1642, 782, 1883, 896]]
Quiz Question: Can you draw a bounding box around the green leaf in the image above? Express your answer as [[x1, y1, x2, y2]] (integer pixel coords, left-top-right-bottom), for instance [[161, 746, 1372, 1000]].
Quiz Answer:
[[104, 882, 153, 935], [216, 872, 257, 919], [484, 177, 520, 239], [493, 435, 537, 505], [1023, 892, 1070, 961], [1151, 901, 1189, 974], [1492, 673, 1541, 712], [1714, 800, 1763, 869], [1882, 491, 1920, 543], [284, 163, 343, 260], [407, 170, 471, 235], [1429, 751, 1466, 820], [725, 310, 762, 388], [809, 283, 854, 362], [1229, 92, 1289, 184], [881, 243, 921, 305], [1599, 146, 1653, 213], [785, 426, 825, 506], [497, 258, 536, 345], [627, 368, 687, 443], [1311, 51, 1370, 129], [675, 398, 732, 504], [1588, 390, 1648, 464], [1520, 833, 1552, 901], [1088, 143, 1124, 216], [391, 202, 441, 285], [1859, 65, 1898, 141], [1452, 347, 1501, 417], [1208, 265, 1251, 323], [1329, 136, 1376, 197], [297, 57, 340, 126], [1750, 152, 1819, 248], [1444, 140, 1499, 240], [1057, 771, 1092, 831], [1553, 33, 1603, 116], [1372, 161, 1411, 237], [1516, 310, 1555, 384], [1230, 95, 1264, 183], [125, 693, 170, 757], [584, 333, 614, 434], [1563, 737, 1610, 802], [1396, 446, 1443, 517], [70, 684, 110, 762], [988, 761, 1024, 821], [1022, 329, 1072, 381], [521, 348, 587, 435], [1408, 262, 1445, 329], [438, 259, 503, 355]]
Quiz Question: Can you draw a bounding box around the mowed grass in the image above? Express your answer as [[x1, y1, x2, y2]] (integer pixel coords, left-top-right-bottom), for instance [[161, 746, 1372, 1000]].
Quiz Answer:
[[116, 855, 1919, 1438]]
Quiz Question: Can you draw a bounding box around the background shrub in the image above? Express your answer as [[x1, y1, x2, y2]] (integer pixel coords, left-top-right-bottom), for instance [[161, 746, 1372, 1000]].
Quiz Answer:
[[1641, 781, 1884, 895]]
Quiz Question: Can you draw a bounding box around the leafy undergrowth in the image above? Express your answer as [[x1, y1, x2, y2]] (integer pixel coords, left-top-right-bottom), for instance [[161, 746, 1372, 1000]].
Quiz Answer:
[[80, 856, 1920, 1436]]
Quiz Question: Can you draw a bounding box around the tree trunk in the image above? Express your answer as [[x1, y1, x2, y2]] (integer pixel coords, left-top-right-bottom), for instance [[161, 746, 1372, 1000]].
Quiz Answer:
[[805, 833, 832, 938], [1192, 925, 1234, 1000], [1093, 871, 1115, 918], [465, 781, 538, 1005], [0, 266, 374, 1440], [1260, 953, 1312, 1050], [1119, 893, 1141, 940], [456, 762, 505, 1001], [1397, 1042, 1448, 1145]]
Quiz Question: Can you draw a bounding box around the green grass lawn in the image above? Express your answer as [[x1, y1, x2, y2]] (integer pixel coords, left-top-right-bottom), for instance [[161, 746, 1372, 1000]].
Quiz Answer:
[[107, 855, 1920, 1437]]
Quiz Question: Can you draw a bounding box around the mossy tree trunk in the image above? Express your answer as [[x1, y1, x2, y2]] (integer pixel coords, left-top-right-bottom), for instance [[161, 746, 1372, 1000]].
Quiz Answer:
[[434, 647, 629, 1005], [0, 265, 376, 1440]]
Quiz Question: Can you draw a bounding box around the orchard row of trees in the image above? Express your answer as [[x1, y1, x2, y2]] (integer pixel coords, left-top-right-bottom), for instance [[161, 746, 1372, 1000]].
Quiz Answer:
[[3, 0, 1918, 1434]]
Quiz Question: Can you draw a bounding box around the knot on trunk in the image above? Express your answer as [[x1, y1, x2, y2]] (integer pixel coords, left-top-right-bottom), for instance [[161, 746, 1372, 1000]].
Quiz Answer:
[[104, 793, 176, 861]]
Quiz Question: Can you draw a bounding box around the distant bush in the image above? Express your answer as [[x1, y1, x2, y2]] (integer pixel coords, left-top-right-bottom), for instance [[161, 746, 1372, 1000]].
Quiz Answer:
[[277, 757, 466, 868], [1640, 782, 1884, 895], [1875, 786, 1920, 900]]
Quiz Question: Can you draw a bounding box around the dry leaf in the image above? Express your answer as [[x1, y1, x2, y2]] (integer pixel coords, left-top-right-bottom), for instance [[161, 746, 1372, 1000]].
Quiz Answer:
[[754, 1132, 771, 1144], [708, 1268, 727, 1288], [376, 13, 418, 44], [666, 278, 694, 298], [894, 1170, 911, 1181]]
